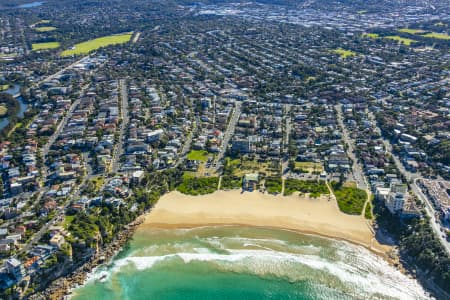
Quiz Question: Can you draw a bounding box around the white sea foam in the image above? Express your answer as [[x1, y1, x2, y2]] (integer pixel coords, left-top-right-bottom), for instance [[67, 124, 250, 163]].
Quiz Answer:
[[110, 246, 430, 300], [91, 227, 432, 300], [210, 236, 290, 245], [242, 242, 275, 251], [204, 235, 322, 254]]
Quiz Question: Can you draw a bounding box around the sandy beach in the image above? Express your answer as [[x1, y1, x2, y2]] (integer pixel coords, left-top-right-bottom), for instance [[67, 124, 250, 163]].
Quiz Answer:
[[143, 190, 391, 255]]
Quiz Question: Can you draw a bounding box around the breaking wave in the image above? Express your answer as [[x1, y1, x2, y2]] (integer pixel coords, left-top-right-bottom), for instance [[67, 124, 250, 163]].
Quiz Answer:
[[80, 226, 432, 300]]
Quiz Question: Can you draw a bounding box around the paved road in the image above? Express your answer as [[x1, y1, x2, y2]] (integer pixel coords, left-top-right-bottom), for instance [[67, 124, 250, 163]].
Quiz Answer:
[[40, 98, 81, 182], [281, 104, 292, 174], [414, 178, 450, 255], [25, 95, 83, 231], [82, 151, 93, 179], [42, 99, 81, 156], [214, 101, 241, 170], [283, 104, 291, 147], [132, 32, 141, 43], [367, 111, 419, 182], [20, 140, 94, 254], [111, 79, 129, 173], [19, 176, 88, 254], [35, 56, 91, 87], [335, 105, 373, 216], [335, 104, 368, 190], [175, 116, 198, 168], [376, 76, 450, 105], [39, 81, 92, 182], [367, 112, 450, 255], [17, 58, 106, 255]]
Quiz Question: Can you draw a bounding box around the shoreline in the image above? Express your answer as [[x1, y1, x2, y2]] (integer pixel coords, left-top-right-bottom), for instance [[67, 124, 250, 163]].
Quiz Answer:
[[33, 189, 405, 299], [143, 222, 393, 259], [143, 190, 393, 256]]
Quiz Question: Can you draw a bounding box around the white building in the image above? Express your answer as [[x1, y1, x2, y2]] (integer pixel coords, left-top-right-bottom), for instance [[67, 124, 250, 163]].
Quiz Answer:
[[386, 183, 408, 214]]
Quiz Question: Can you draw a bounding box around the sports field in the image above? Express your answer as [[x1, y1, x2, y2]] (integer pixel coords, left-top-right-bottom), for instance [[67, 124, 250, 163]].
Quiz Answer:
[[398, 28, 425, 34], [0, 105, 7, 117], [61, 33, 133, 57], [384, 36, 416, 46], [422, 32, 450, 40], [32, 42, 60, 50], [362, 33, 379, 38], [35, 26, 57, 32]]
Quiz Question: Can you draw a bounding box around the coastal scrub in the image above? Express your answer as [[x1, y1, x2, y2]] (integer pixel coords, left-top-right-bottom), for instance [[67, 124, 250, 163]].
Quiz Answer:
[[265, 177, 282, 194], [284, 179, 329, 197], [331, 182, 367, 215], [177, 176, 219, 195]]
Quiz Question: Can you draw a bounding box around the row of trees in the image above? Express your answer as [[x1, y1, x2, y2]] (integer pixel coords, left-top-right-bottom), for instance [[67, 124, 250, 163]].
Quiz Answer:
[[220, 175, 242, 190]]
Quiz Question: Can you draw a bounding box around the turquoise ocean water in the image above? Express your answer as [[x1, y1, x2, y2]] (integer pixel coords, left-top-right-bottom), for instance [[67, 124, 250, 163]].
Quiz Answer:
[[71, 226, 431, 300]]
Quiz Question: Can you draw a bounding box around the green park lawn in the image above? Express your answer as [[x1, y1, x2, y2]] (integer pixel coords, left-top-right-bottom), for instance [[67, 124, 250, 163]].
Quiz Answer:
[[61, 33, 133, 57], [187, 150, 209, 161], [0, 105, 8, 117], [384, 36, 416, 46], [0, 84, 9, 91], [32, 42, 60, 50], [33, 20, 51, 25], [226, 158, 280, 177], [398, 28, 425, 34], [63, 215, 76, 229], [331, 182, 367, 215], [362, 33, 379, 38], [35, 26, 57, 32], [91, 177, 104, 192], [332, 48, 357, 58], [422, 32, 450, 40], [294, 162, 323, 174]]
